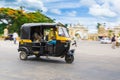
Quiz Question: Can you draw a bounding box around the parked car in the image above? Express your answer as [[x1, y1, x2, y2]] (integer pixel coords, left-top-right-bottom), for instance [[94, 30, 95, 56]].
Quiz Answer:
[[100, 38, 111, 44]]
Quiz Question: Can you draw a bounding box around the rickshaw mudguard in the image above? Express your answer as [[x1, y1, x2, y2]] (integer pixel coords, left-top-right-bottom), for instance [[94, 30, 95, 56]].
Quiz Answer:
[[18, 47, 29, 54], [67, 49, 75, 56]]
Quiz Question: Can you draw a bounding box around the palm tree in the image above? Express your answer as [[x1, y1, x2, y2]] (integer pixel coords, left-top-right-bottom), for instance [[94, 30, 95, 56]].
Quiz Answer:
[[96, 23, 101, 29]]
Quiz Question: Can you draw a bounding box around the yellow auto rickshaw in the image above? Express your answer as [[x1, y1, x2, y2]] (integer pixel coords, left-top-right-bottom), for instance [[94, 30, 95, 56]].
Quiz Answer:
[[18, 23, 75, 63]]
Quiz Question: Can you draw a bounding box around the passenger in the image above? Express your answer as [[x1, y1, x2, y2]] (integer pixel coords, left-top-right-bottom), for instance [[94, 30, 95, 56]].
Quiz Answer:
[[48, 36, 56, 45], [32, 27, 43, 42], [33, 33, 41, 42]]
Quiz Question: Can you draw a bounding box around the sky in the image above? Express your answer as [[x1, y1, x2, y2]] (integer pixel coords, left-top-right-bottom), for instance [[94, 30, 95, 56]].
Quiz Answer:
[[0, 0, 120, 33]]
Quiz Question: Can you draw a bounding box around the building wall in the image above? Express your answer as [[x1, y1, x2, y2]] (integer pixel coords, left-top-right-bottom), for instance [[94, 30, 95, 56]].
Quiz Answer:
[[68, 24, 88, 39]]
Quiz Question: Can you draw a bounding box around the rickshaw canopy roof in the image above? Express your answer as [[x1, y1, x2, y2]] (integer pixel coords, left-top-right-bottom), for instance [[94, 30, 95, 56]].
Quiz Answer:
[[21, 23, 64, 29]]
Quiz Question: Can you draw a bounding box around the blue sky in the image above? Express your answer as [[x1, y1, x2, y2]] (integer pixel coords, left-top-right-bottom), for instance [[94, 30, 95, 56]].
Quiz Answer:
[[0, 0, 120, 33]]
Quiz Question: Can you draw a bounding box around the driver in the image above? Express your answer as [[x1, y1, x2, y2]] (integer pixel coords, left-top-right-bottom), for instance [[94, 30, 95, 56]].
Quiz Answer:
[[48, 36, 56, 45]]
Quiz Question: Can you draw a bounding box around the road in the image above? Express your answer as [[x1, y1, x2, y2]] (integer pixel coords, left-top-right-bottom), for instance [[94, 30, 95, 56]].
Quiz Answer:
[[0, 40, 120, 80]]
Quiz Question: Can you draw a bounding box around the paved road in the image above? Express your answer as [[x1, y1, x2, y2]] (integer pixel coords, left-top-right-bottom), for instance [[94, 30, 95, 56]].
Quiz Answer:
[[0, 40, 120, 80]]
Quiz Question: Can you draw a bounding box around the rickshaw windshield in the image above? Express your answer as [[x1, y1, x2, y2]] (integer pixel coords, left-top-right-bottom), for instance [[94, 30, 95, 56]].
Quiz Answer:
[[58, 27, 70, 38]]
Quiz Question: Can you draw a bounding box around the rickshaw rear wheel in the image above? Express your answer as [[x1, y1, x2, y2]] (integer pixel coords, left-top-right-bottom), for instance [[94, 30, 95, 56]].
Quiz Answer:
[[20, 51, 28, 60], [65, 55, 74, 63]]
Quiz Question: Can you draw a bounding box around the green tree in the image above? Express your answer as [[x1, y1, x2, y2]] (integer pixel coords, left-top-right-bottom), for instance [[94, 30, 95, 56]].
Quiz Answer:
[[96, 23, 101, 29], [0, 7, 54, 35], [108, 30, 113, 38]]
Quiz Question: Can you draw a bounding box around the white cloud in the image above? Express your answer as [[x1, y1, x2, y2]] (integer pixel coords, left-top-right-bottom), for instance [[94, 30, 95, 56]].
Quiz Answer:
[[0, 1, 19, 10], [66, 11, 77, 17], [1, 0, 120, 17], [44, 1, 80, 9], [50, 9, 61, 15], [80, 0, 118, 17], [0, 0, 48, 12], [89, 4, 117, 17], [18, 0, 48, 12], [109, 0, 120, 14], [43, 0, 65, 3], [79, 0, 96, 7]]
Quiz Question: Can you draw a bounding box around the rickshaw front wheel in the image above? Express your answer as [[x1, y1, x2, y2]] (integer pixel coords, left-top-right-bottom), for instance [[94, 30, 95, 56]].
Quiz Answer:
[[20, 51, 28, 60], [65, 55, 74, 64]]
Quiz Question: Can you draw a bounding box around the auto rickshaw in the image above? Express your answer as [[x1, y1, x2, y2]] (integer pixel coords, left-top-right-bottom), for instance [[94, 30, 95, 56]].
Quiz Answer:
[[18, 23, 75, 63]]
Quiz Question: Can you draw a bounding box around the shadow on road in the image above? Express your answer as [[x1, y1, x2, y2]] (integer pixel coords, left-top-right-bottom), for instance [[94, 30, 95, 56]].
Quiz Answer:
[[26, 57, 66, 64]]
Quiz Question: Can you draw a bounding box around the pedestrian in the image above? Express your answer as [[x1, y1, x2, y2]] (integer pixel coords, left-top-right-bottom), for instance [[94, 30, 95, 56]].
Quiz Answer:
[[4, 27, 8, 38], [13, 31, 18, 44], [111, 35, 116, 49], [116, 36, 120, 48], [72, 37, 77, 47]]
